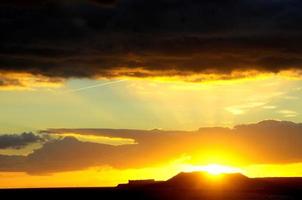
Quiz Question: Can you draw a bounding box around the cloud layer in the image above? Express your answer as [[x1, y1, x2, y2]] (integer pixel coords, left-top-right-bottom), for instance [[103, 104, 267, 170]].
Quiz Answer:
[[1, 120, 302, 174], [1, 0, 302, 86]]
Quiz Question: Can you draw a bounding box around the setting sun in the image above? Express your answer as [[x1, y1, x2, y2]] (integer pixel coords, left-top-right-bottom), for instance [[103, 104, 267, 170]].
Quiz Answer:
[[202, 164, 242, 175], [184, 164, 242, 175]]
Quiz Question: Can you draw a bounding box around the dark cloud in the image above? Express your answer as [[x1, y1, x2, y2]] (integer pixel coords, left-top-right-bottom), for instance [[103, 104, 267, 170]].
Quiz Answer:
[[0, 132, 44, 149], [0, 0, 302, 83], [1, 120, 302, 174]]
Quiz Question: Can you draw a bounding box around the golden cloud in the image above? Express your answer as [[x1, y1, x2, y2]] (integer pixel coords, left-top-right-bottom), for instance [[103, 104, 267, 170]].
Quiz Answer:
[[0, 72, 64, 90]]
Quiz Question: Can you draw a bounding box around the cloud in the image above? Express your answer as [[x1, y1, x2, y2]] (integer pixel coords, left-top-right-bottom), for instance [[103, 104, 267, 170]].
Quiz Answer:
[[262, 105, 277, 110], [0, 72, 64, 90], [0, 132, 44, 149], [1, 0, 302, 87], [277, 110, 298, 118], [226, 102, 266, 115], [1, 120, 302, 174]]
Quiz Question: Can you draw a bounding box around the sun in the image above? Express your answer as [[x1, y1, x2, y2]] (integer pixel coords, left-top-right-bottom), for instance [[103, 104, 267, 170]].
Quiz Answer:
[[201, 164, 241, 175], [183, 164, 242, 176]]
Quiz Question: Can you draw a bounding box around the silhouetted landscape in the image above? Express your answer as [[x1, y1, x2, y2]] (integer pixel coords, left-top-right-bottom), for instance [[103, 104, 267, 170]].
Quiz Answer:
[[2, 172, 302, 199]]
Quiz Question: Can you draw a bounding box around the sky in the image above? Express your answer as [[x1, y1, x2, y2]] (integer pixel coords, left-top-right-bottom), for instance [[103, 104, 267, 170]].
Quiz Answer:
[[1, 0, 302, 188]]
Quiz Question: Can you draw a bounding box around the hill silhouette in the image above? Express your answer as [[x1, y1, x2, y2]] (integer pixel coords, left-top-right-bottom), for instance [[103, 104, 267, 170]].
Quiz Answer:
[[163, 172, 252, 190], [2, 171, 302, 200]]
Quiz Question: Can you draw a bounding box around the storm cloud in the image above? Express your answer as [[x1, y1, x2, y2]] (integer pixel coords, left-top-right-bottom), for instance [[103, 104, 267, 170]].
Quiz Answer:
[[1, 120, 302, 174], [1, 0, 302, 84]]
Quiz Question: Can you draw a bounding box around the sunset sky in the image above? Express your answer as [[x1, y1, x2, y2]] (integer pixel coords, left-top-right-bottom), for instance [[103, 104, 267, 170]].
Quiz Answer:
[[1, 0, 302, 188]]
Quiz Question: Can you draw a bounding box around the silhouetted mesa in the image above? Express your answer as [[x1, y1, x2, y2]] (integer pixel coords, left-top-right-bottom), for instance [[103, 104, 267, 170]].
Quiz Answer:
[[118, 172, 253, 190], [166, 172, 249, 186], [114, 172, 302, 198]]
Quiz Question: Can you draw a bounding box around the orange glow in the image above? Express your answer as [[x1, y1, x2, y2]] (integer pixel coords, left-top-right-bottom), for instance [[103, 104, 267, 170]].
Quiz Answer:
[[200, 164, 241, 175], [183, 164, 242, 175]]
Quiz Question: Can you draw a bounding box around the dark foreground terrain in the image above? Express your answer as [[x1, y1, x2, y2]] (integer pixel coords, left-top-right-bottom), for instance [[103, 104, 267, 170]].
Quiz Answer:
[[1, 172, 302, 200]]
